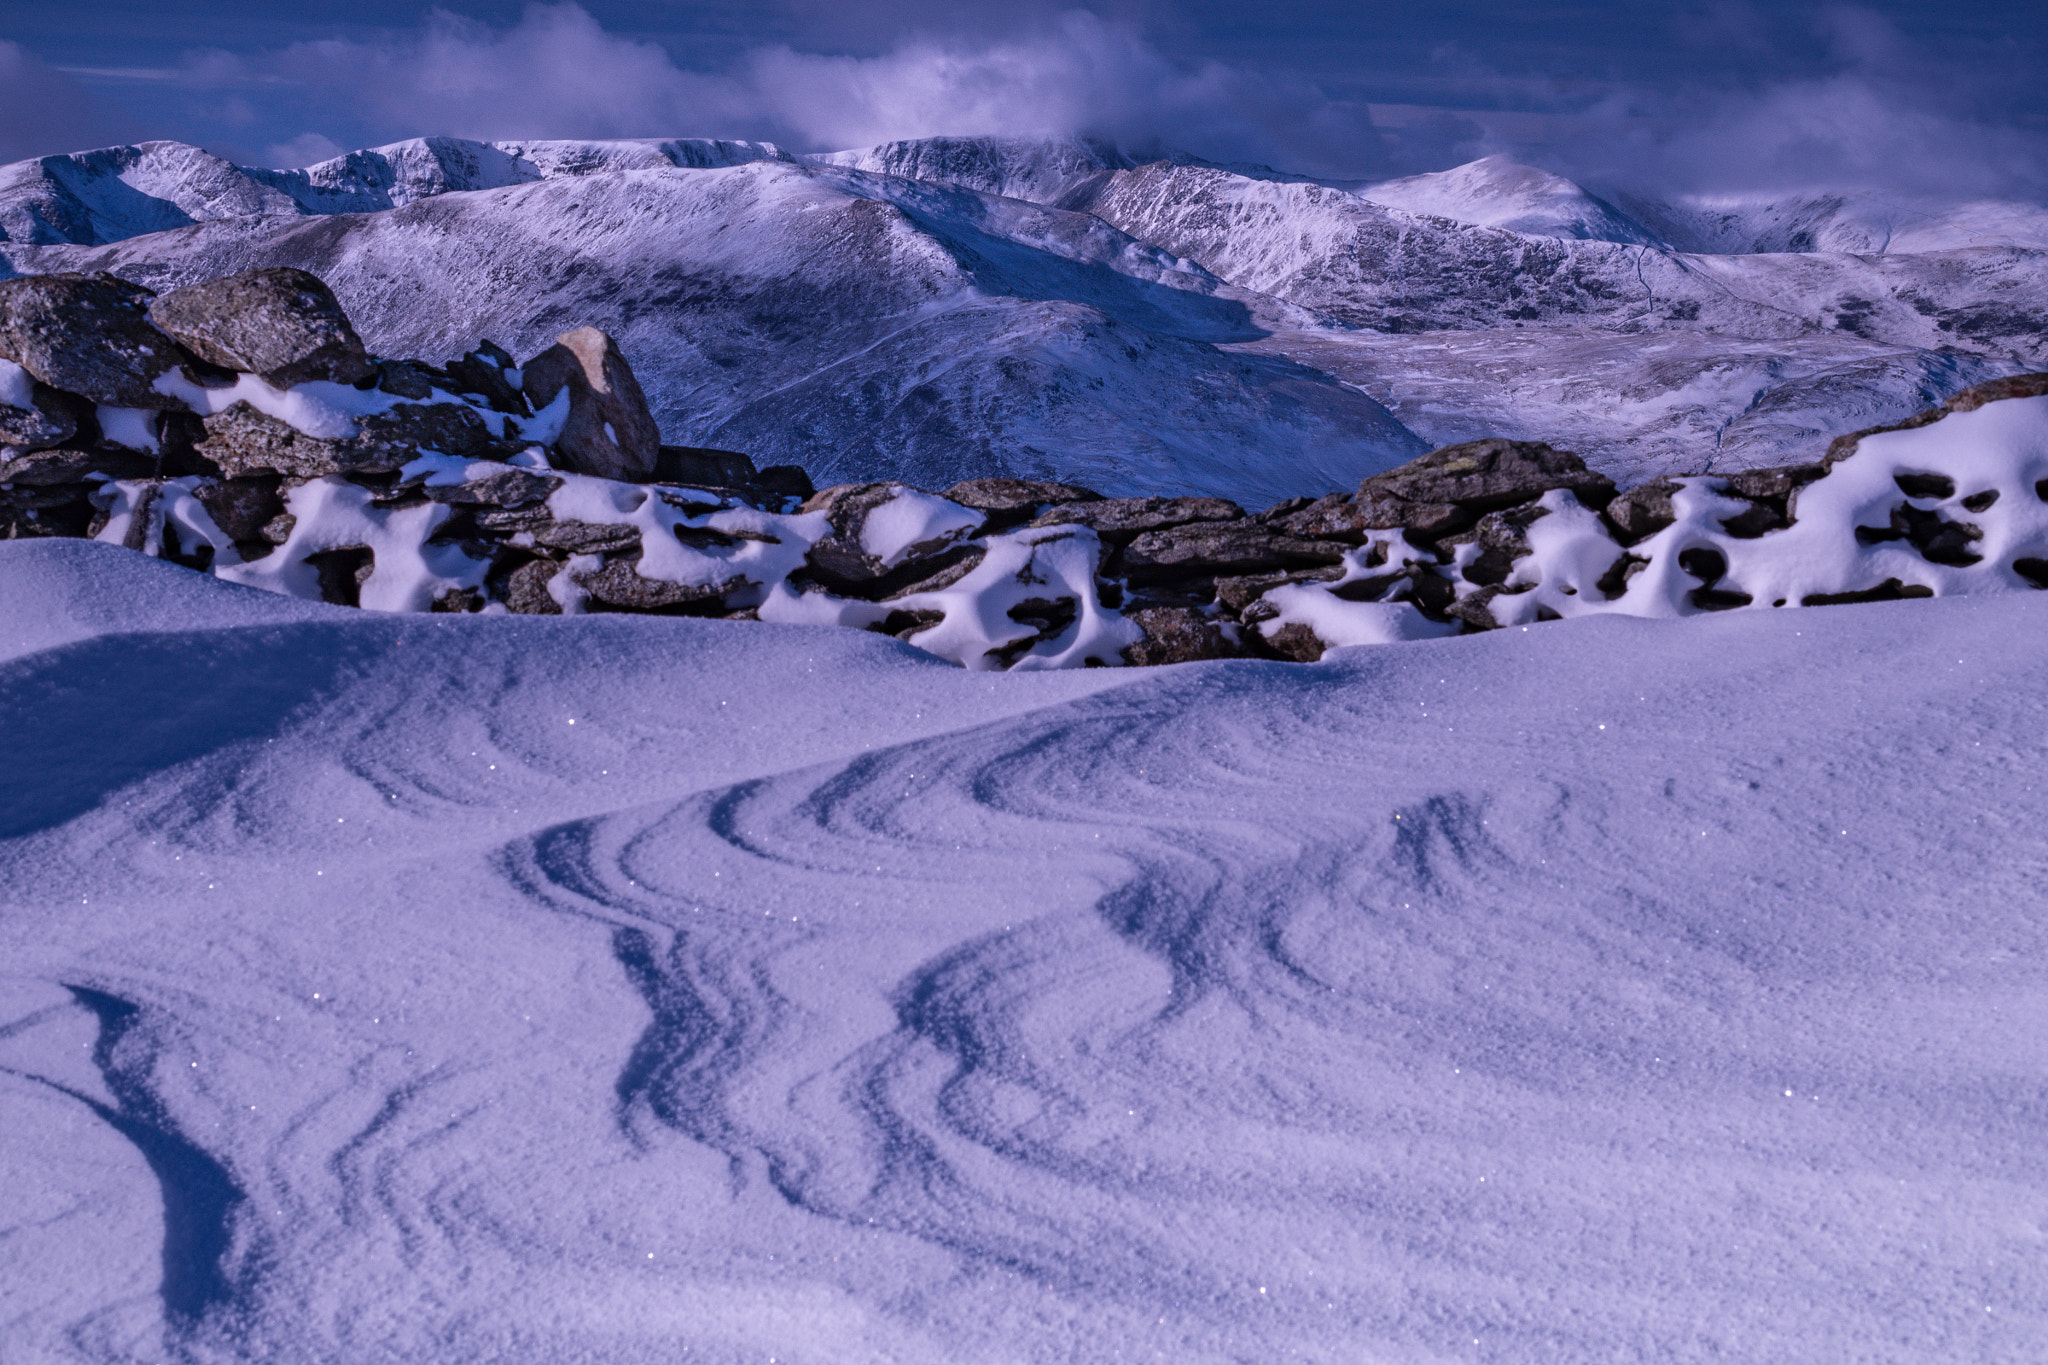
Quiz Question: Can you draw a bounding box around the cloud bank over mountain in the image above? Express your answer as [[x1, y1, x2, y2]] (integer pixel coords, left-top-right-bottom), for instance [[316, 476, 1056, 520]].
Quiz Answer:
[[14, 2, 2048, 203]]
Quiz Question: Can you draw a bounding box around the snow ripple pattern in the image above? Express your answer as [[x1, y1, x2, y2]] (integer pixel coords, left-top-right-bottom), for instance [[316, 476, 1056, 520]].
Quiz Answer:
[[3, 541, 2048, 1360]]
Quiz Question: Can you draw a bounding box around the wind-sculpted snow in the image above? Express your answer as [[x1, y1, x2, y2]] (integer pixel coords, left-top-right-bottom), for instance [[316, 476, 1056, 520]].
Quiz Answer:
[[4, 537, 2048, 1362]]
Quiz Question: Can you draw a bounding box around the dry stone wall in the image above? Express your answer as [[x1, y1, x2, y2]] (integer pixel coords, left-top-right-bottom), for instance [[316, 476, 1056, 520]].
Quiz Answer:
[[4, 266, 2048, 670]]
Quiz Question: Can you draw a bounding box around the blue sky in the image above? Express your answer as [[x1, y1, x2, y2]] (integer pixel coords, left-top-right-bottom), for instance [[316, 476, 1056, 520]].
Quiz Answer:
[[1, 1, 2042, 198]]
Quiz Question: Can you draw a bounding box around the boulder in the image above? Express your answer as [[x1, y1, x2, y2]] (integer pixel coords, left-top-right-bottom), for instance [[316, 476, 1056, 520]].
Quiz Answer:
[[1213, 566, 1345, 614], [798, 483, 985, 598], [1357, 439, 1614, 520], [3, 483, 97, 539], [0, 367, 91, 450], [574, 556, 739, 613], [413, 464, 559, 509], [535, 519, 640, 555], [1822, 374, 2048, 467], [190, 477, 288, 545], [195, 401, 503, 479], [521, 326, 660, 482], [1119, 519, 1344, 585], [1445, 583, 1545, 631], [0, 273, 189, 408], [0, 446, 155, 485], [375, 359, 439, 400], [147, 267, 375, 387], [1029, 495, 1242, 543], [1603, 479, 1681, 545], [1279, 490, 1472, 543], [944, 478, 1101, 528], [504, 558, 567, 614], [1440, 501, 1553, 587], [441, 342, 528, 415], [1122, 606, 1242, 666]]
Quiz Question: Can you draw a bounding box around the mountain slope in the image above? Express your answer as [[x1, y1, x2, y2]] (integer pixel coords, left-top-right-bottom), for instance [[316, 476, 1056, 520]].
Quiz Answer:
[[1355, 154, 1667, 245], [5, 158, 1422, 504], [2, 133, 2043, 493], [0, 136, 794, 246]]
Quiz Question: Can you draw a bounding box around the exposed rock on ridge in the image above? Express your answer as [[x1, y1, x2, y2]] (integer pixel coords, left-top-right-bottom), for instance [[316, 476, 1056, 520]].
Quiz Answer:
[[7, 262, 2048, 670]]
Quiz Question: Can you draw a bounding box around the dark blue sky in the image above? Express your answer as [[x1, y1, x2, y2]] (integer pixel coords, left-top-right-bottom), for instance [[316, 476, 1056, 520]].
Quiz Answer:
[[2, 1, 2042, 197]]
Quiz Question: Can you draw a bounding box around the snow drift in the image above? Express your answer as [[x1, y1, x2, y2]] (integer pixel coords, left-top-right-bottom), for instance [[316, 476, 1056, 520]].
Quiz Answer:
[[2, 536, 2046, 1362]]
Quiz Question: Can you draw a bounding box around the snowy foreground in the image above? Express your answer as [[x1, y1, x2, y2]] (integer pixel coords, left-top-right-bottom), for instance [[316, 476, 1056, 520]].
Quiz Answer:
[[3, 538, 2046, 1363]]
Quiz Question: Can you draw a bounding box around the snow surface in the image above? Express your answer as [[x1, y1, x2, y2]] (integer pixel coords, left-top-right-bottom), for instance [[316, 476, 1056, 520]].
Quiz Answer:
[[4, 536, 2047, 1362]]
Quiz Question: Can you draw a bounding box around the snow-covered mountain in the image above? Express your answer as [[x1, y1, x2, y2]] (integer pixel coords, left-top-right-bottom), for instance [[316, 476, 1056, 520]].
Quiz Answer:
[[3, 153, 1422, 506], [2, 133, 2044, 492], [0, 137, 792, 245], [1354, 154, 1667, 245]]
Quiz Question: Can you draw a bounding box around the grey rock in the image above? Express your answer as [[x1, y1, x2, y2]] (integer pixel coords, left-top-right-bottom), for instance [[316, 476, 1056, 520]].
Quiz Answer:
[[1260, 622, 1328, 663], [798, 482, 984, 597], [1213, 566, 1345, 614], [0, 273, 189, 408], [1358, 438, 1615, 518], [442, 343, 529, 415], [0, 382, 91, 450], [505, 557, 565, 614], [1120, 519, 1344, 584], [147, 267, 375, 386], [535, 520, 640, 555], [889, 546, 985, 596], [0, 482, 96, 539], [195, 400, 503, 478], [473, 504, 555, 536], [1445, 583, 1544, 631], [1725, 463, 1825, 502], [190, 476, 286, 543], [1122, 606, 1242, 666], [375, 359, 438, 400], [1029, 495, 1242, 543], [1603, 479, 1681, 545], [521, 326, 661, 482], [575, 555, 737, 612], [1, 446, 155, 485], [1824, 372, 2048, 466], [417, 464, 559, 509], [1440, 501, 1553, 586], [944, 478, 1101, 528], [1283, 490, 1473, 541]]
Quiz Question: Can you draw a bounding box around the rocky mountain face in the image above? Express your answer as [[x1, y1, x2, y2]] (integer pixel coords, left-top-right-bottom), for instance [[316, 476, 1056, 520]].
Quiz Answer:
[[0, 133, 2043, 500], [5, 264, 2046, 672]]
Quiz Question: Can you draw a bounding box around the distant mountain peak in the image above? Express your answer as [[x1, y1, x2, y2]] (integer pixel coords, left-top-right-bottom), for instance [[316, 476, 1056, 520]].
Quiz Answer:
[[1355, 156, 1668, 247]]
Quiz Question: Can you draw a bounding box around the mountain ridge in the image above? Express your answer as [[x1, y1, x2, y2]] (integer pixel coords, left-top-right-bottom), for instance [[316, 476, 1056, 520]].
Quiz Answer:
[[2, 133, 2041, 495]]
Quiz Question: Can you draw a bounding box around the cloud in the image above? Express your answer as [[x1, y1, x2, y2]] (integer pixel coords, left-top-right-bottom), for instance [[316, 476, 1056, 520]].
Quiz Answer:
[[172, 4, 1390, 176], [0, 41, 144, 162], [21, 2, 2047, 206], [263, 132, 346, 169], [263, 5, 749, 142], [1499, 8, 2048, 202]]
